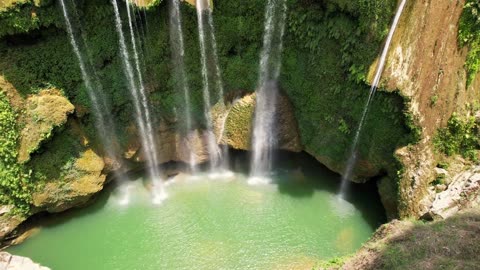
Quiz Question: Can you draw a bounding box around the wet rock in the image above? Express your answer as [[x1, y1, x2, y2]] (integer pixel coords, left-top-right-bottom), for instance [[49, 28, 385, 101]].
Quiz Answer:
[[0, 206, 25, 241], [131, 125, 210, 167], [0, 252, 50, 270]]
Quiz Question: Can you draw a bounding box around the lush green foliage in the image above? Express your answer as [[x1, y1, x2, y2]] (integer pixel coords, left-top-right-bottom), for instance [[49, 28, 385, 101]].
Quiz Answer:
[[459, 0, 480, 85], [0, 0, 62, 38], [0, 91, 31, 214], [434, 113, 479, 161], [0, 0, 416, 217]]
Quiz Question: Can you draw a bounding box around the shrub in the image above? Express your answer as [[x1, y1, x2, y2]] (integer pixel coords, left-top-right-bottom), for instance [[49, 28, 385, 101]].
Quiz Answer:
[[434, 113, 479, 161]]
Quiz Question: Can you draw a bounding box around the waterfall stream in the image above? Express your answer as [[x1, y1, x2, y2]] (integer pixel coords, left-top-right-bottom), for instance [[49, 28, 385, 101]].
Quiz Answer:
[[195, 0, 229, 174], [339, 0, 407, 197], [249, 0, 288, 183], [111, 0, 167, 203], [59, 0, 131, 203], [169, 0, 197, 173]]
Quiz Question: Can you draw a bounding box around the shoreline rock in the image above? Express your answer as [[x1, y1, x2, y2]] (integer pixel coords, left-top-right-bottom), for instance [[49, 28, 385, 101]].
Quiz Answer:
[[0, 252, 50, 270]]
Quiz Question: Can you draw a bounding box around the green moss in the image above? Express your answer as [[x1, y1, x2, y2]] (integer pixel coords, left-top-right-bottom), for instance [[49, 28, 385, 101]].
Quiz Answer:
[[0, 91, 31, 214], [28, 122, 85, 184], [0, 0, 61, 38], [458, 0, 480, 85]]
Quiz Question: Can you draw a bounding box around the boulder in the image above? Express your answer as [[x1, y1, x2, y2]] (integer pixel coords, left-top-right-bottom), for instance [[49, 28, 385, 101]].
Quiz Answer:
[[211, 92, 302, 153], [32, 149, 106, 213], [425, 166, 480, 220], [0, 206, 25, 241]]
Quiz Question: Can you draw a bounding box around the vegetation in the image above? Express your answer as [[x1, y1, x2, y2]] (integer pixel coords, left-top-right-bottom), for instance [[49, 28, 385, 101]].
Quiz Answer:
[[339, 209, 480, 269], [0, 91, 31, 214], [458, 0, 480, 85], [0, 0, 417, 217], [434, 112, 479, 161]]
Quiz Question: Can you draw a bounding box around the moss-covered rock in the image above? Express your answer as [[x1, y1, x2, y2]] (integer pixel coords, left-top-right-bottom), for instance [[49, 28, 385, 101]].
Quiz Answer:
[[211, 92, 302, 152], [18, 89, 74, 163], [32, 149, 106, 213]]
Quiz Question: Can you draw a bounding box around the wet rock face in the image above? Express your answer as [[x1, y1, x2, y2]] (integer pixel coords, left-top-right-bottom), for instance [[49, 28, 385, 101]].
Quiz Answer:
[[0, 252, 50, 270], [32, 149, 106, 213], [211, 92, 303, 153]]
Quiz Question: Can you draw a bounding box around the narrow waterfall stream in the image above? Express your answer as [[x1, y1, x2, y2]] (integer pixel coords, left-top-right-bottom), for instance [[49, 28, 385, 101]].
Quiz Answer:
[[195, 0, 229, 174], [339, 0, 407, 197], [59, 0, 131, 201], [169, 0, 197, 173], [250, 0, 288, 183], [111, 0, 167, 203]]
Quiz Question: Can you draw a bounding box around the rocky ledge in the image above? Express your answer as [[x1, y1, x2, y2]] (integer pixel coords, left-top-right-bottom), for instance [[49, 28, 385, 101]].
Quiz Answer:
[[424, 165, 480, 220], [0, 252, 50, 270]]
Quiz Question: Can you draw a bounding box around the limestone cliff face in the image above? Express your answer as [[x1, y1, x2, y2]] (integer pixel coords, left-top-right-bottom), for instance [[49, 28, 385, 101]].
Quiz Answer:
[[379, 0, 480, 218]]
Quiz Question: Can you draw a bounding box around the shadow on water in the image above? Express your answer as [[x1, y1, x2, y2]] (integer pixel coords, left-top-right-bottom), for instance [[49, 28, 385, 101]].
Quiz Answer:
[[248, 150, 387, 231]]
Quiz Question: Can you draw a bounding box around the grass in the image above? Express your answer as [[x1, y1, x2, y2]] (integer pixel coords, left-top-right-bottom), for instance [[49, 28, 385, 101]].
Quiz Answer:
[[338, 208, 480, 270]]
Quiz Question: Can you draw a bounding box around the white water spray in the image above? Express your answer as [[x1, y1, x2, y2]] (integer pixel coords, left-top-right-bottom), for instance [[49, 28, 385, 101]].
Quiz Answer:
[[60, 0, 131, 203], [339, 0, 407, 197], [195, 0, 228, 173], [249, 0, 288, 184], [111, 0, 167, 203], [169, 0, 198, 173]]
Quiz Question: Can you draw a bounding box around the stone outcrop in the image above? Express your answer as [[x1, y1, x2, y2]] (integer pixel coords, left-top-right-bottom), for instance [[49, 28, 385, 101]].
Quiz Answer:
[[0, 206, 25, 241], [32, 149, 106, 213], [380, 0, 480, 218], [211, 92, 302, 153], [424, 165, 480, 220], [0, 252, 50, 270]]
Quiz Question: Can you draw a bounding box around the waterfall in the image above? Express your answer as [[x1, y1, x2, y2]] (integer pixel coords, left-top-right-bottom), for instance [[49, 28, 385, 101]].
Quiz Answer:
[[111, 0, 167, 203], [339, 0, 407, 197], [249, 0, 288, 184], [59, 0, 132, 205], [169, 0, 197, 173], [195, 0, 229, 173]]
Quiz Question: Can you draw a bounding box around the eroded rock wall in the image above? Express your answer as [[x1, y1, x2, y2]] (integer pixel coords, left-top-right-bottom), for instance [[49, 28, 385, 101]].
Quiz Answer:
[[380, 0, 480, 218]]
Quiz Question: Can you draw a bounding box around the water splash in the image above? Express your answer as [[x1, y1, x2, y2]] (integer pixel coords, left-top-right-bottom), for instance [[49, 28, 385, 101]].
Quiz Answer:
[[339, 0, 407, 197], [59, 0, 130, 191], [111, 0, 167, 203], [169, 0, 197, 173], [250, 0, 288, 182], [195, 0, 228, 173]]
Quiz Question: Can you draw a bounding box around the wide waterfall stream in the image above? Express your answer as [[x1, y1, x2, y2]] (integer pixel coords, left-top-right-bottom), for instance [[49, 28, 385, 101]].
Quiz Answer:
[[7, 153, 384, 269]]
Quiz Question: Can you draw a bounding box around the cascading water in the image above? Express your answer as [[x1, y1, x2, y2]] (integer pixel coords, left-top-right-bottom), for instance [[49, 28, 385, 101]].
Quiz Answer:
[[249, 0, 288, 184], [59, 0, 131, 204], [195, 0, 229, 174], [169, 0, 197, 173], [339, 0, 407, 197], [111, 0, 167, 203]]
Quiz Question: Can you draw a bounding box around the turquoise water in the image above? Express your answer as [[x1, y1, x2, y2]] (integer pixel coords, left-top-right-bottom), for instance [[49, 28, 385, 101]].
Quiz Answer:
[[8, 153, 385, 269]]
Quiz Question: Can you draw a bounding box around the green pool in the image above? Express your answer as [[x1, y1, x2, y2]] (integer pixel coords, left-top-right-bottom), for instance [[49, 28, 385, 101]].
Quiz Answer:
[[7, 153, 385, 269]]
